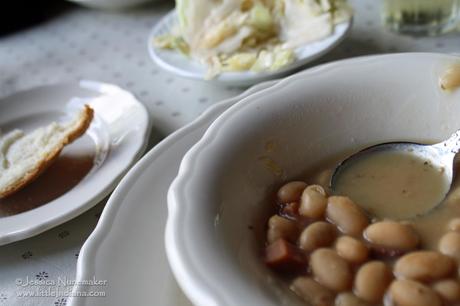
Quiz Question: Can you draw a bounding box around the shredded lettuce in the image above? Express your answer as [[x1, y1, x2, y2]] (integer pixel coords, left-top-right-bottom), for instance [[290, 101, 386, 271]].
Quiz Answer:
[[225, 52, 258, 71], [154, 35, 190, 55], [251, 47, 295, 72], [176, 0, 188, 29], [249, 3, 274, 32]]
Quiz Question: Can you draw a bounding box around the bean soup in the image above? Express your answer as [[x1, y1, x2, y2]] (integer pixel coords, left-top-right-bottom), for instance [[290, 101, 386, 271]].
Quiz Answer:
[[264, 154, 460, 306]]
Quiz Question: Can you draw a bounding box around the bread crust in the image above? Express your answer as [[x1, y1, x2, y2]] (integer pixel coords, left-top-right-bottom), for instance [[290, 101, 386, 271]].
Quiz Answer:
[[0, 105, 94, 199]]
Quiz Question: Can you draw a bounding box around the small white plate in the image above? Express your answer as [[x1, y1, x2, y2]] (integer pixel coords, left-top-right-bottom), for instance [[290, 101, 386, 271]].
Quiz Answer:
[[69, 80, 277, 306], [148, 10, 352, 86], [0, 81, 150, 245]]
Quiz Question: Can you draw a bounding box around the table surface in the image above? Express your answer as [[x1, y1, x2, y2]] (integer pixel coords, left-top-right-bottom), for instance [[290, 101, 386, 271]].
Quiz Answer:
[[0, 1, 459, 305]]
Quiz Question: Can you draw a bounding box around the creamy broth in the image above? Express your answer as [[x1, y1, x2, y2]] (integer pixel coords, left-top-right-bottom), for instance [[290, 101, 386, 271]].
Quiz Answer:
[[414, 164, 460, 250], [334, 151, 449, 219], [309, 153, 460, 251]]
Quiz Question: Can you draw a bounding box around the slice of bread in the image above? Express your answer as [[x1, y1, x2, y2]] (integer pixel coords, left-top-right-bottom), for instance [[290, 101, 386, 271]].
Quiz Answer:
[[0, 105, 94, 199]]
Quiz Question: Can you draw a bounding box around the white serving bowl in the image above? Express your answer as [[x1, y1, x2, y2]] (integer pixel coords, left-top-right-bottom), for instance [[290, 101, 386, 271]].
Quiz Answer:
[[167, 53, 460, 306]]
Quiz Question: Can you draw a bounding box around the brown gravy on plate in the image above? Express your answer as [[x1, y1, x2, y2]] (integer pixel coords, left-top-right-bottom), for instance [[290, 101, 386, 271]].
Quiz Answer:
[[0, 135, 95, 216]]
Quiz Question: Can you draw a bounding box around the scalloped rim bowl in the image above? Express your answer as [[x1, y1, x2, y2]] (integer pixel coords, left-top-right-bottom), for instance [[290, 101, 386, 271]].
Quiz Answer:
[[167, 53, 460, 306]]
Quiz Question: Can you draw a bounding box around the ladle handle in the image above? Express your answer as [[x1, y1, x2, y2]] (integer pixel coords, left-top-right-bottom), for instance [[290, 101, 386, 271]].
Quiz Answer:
[[437, 129, 460, 155]]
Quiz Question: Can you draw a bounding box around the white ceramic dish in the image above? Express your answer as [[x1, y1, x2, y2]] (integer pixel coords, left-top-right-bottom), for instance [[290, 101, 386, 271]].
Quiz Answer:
[[167, 53, 460, 306], [0, 81, 149, 245], [68, 80, 277, 306], [148, 10, 352, 86]]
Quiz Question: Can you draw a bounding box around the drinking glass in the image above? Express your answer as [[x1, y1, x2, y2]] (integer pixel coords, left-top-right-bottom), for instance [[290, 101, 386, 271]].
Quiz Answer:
[[382, 0, 460, 36]]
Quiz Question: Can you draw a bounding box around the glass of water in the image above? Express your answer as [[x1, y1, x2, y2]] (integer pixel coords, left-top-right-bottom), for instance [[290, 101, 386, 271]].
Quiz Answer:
[[382, 0, 460, 36]]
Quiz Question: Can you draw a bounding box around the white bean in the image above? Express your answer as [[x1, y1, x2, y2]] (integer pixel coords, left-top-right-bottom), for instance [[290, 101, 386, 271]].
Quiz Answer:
[[310, 248, 352, 292], [298, 221, 336, 252], [439, 231, 460, 260], [394, 251, 456, 282], [448, 218, 460, 232], [299, 187, 328, 219], [389, 279, 441, 306], [354, 261, 392, 303], [326, 196, 368, 237], [335, 236, 369, 264], [313, 169, 333, 190], [267, 215, 299, 244], [364, 221, 419, 252], [335, 292, 369, 306], [277, 181, 307, 203], [305, 184, 327, 196], [440, 65, 460, 91], [432, 279, 460, 303], [290, 277, 334, 306]]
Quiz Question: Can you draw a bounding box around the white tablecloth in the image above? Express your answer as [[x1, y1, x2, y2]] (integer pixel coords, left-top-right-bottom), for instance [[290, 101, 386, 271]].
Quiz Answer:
[[0, 0, 459, 305]]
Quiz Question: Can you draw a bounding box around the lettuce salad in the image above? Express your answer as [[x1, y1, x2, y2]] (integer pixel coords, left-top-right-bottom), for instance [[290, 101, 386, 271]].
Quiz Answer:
[[155, 0, 352, 79]]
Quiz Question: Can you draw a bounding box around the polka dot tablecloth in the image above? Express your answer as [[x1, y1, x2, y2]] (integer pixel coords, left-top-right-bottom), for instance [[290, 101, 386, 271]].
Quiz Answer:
[[0, 0, 459, 305]]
